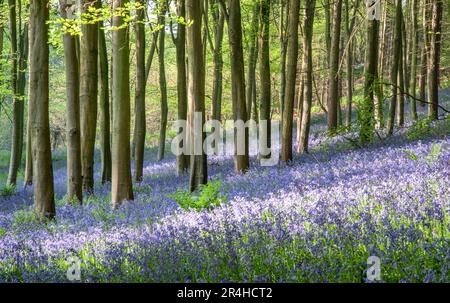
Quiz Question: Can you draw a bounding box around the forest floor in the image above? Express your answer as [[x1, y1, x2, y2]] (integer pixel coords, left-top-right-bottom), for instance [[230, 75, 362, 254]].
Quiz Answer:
[[0, 93, 449, 282]]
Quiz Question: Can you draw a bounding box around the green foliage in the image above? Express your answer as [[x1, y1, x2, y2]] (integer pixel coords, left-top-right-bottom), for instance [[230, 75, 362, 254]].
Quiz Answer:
[[404, 142, 443, 163], [1, 183, 16, 198], [11, 209, 42, 228], [170, 179, 226, 212], [406, 118, 434, 141], [404, 149, 419, 161], [426, 142, 443, 163], [0, 227, 6, 238]]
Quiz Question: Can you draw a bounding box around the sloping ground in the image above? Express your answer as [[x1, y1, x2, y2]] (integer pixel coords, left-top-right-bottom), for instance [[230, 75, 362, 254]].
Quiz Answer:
[[0, 98, 449, 282]]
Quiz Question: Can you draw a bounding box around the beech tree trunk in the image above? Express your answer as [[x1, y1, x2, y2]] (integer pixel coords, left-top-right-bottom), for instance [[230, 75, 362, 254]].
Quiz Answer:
[[278, 0, 288, 121], [427, 0, 442, 120], [226, 0, 249, 172], [360, 4, 379, 144], [246, 3, 260, 120], [210, 1, 224, 124], [111, 0, 134, 207], [280, 0, 300, 163], [327, 0, 342, 133], [174, 0, 189, 175], [134, 0, 146, 181], [98, 18, 111, 183], [157, 2, 168, 161], [387, 0, 403, 135], [80, 0, 98, 192], [29, 0, 55, 218], [60, 0, 82, 203], [298, 0, 316, 154], [7, 0, 20, 186], [259, 0, 271, 159], [187, 0, 207, 191], [418, 0, 429, 108]]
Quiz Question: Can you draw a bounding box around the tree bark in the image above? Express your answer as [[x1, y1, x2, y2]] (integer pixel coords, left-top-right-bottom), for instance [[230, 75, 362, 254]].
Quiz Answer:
[[360, 3, 379, 144], [80, 0, 98, 193], [427, 0, 442, 120], [173, 0, 189, 175], [246, 3, 260, 120], [157, 2, 168, 161], [327, 0, 342, 133], [187, 0, 207, 191], [29, 0, 55, 218], [227, 0, 249, 172], [298, 0, 315, 154], [210, 1, 224, 124], [60, 0, 82, 203], [409, 0, 419, 121], [98, 18, 111, 183], [7, 0, 21, 186], [259, 0, 271, 159], [387, 0, 403, 135], [279, 0, 288, 121], [111, 0, 134, 207], [418, 0, 429, 107], [134, 0, 146, 181], [16, 8, 27, 173], [280, 0, 300, 163]]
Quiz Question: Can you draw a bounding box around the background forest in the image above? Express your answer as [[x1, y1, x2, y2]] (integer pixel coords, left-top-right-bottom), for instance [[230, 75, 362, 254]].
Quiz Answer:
[[0, 0, 449, 282]]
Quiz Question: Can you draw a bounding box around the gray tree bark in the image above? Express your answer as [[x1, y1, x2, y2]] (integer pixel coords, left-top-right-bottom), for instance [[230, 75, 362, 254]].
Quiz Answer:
[[173, 0, 189, 175], [427, 0, 442, 120], [29, 0, 55, 218], [187, 0, 207, 191], [327, 0, 342, 133], [387, 0, 403, 135], [111, 0, 134, 207], [280, 0, 300, 163], [134, 0, 146, 181], [80, 0, 98, 192], [259, 0, 271, 159], [60, 0, 82, 203], [298, 0, 316, 154], [98, 18, 112, 183], [157, 2, 168, 161]]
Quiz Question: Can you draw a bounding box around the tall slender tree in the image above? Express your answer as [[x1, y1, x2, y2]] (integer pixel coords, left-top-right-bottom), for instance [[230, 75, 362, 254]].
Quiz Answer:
[[345, 0, 360, 127], [80, 0, 98, 192], [427, 0, 443, 120], [187, 0, 207, 191], [246, 3, 260, 120], [7, 0, 21, 186], [387, 0, 403, 135], [157, 1, 168, 161], [220, 0, 249, 172], [134, 0, 146, 181], [298, 0, 316, 153], [60, 0, 82, 203], [29, 0, 55, 218], [111, 0, 134, 207], [418, 0, 429, 108], [359, 0, 379, 144], [16, 1, 27, 169], [210, 0, 225, 125], [278, 0, 288, 121], [259, 0, 271, 159], [280, 0, 300, 163], [98, 17, 111, 183], [171, 0, 189, 174], [327, 0, 343, 133]]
